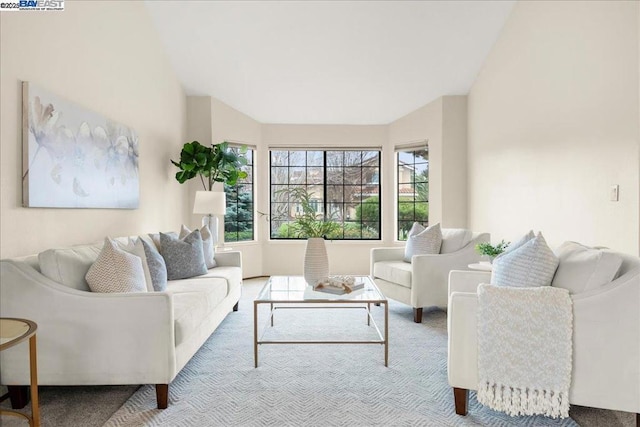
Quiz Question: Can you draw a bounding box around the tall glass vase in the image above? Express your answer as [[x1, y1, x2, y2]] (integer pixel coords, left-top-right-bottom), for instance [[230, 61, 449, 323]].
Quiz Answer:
[[304, 237, 329, 286]]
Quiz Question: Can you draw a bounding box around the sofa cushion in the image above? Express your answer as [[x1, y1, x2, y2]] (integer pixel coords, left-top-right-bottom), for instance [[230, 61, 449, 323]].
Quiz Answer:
[[373, 261, 412, 289], [188, 266, 242, 294], [440, 229, 473, 254], [491, 232, 559, 288], [86, 238, 148, 293], [160, 230, 207, 280], [140, 238, 168, 291], [39, 244, 101, 291], [404, 222, 442, 262], [551, 241, 623, 294], [180, 225, 217, 269], [168, 278, 228, 346]]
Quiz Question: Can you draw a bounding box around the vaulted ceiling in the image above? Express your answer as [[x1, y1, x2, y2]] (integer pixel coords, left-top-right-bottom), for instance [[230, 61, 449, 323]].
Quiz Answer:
[[145, 1, 515, 125]]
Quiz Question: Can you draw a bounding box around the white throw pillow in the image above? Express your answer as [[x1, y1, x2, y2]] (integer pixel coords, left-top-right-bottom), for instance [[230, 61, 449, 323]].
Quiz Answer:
[[180, 225, 217, 269], [403, 222, 442, 263], [491, 232, 559, 288], [114, 238, 155, 292], [440, 228, 473, 254], [38, 245, 101, 291], [551, 241, 622, 294], [86, 238, 148, 293], [494, 230, 535, 262]]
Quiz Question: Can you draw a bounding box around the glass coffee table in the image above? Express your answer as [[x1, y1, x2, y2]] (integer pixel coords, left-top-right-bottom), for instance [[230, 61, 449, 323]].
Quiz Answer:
[[253, 275, 388, 367]]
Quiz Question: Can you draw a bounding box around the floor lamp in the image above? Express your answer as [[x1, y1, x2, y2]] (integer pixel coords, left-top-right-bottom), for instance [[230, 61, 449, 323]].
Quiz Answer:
[[193, 190, 226, 247]]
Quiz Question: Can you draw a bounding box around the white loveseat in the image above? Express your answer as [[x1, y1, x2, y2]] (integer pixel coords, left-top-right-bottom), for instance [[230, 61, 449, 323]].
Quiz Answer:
[[447, 247, 640, 418], [0, 238, 242, 409], [370, 229, 490, 322]]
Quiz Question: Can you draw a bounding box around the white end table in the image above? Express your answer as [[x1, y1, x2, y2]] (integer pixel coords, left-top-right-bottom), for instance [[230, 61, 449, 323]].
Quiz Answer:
[[468, 262, 493, 272]]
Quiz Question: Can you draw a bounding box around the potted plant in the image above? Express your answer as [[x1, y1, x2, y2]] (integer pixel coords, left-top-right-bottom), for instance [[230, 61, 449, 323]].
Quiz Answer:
[[274, 187, 340, 285], [171, 141, 248, 245], [171, 141, 247, 190], [475, 240, 510, 263]]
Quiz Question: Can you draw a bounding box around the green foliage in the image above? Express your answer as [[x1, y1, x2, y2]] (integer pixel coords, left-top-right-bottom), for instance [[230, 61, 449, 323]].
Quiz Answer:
[[224, 184, 253, 241], [355, 196, 379, 229], [171, 141, 247, 190], [475, 240, 510, 257], [275, 187, 340, 238]]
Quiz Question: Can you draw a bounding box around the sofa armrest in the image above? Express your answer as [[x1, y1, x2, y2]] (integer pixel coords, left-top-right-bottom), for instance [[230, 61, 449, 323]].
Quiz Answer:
[[0, 260, 176, 385], [447, 291, 479, 390], [448, 270, 491, 296], [215, 250, 242, 268]]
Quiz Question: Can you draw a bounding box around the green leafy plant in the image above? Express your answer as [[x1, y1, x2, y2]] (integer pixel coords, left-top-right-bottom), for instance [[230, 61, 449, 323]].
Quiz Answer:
[[171, 141, 248, 190], [475, 240, 510, 259], [274, 187, 340, 238]]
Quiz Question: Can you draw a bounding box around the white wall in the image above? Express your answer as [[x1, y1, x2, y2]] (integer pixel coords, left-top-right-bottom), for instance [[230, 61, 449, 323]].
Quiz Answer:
[[260, 124, 388, 275], [186, 97, 263, 277], [0, 1, 187, 258], [467, 1, 640, 254], [388, 96, 468, 230]]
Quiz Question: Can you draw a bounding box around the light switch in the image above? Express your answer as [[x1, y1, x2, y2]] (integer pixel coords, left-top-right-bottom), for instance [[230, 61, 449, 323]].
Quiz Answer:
[[610, 185, 619, 202]]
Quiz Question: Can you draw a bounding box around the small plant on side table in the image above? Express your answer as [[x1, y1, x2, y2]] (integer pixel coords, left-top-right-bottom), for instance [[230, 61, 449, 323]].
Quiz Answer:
[[475, 240, 510, 262]]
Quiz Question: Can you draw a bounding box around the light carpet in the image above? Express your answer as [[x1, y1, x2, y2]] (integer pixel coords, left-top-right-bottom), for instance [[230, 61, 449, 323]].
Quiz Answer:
[[104, 279, 580, 427]]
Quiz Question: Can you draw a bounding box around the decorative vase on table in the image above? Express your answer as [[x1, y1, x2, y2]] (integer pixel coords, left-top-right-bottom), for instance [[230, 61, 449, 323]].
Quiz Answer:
[[304, 237, 329, 286]]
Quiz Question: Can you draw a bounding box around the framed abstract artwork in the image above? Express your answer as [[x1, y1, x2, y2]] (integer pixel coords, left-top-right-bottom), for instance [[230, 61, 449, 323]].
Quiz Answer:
[[22, 82, 139, 209]]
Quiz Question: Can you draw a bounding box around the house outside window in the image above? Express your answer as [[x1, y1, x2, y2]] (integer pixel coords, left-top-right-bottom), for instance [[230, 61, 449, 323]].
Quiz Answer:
[[397, 148, 428, 240], [270, 149, 381, 240], [224, 147, 254, 242]]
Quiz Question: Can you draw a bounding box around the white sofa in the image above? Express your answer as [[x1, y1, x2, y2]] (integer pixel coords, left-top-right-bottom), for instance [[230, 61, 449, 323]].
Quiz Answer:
[[447, 249, 640, 419], [0, 238, 242, 409], [370, 230, 490, 322]]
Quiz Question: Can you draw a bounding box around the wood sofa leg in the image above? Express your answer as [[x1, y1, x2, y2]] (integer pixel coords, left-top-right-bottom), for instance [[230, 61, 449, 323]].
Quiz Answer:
[[8, 385, 29, 409], [453, 387, 469, 415], [156, 384, 169, 409], [233, 302, 239, 312], [636, 413, 639, 427], [413, 307, 423, 323]]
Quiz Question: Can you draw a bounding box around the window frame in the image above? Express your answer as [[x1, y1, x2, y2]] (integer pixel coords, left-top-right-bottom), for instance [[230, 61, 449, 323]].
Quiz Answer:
[[224, 147, 255, 243], [269, 149, 382, 241], [396, 148, 429, 241]]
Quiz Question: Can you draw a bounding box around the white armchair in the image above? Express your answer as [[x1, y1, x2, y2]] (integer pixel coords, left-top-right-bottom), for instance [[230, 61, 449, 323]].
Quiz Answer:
[[370, 230, 489, 322], [447, 253, 640, 420]]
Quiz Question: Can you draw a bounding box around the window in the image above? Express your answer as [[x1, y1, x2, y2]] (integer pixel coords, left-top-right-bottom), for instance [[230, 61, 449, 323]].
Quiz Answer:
[[224, 148, 254, 242], [397, 148, 429, 240], [270, 150, 381, 240]]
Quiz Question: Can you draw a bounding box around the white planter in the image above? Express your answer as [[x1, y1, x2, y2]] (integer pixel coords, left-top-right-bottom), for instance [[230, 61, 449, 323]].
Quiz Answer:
[[304, 237, 329, 286]]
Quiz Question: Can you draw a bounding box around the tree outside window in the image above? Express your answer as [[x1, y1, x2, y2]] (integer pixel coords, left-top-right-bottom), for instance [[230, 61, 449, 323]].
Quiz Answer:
[[224, 148, 254, 242]]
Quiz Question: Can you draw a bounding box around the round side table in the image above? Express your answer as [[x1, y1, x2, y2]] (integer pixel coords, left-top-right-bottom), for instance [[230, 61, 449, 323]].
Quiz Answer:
[[468, 262, 493, 272], [0, 318, 39, 427]]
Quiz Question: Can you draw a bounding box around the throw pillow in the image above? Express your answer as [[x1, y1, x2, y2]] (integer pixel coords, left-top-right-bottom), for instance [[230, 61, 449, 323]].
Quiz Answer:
[[140, 238, 168, 291], [114, 238, 154, 292], [38, 244, 101, 291], [180, 224, 217, 269], [86, 238, 148, 293], [148, 231, 178, 251], [403, 222, 442, 263], [493, 230, 535, 262], [551, 241, 622, 294], [160, 230, 208, 280], [491, 232, 559, 288], [440, 228, 473, 254]]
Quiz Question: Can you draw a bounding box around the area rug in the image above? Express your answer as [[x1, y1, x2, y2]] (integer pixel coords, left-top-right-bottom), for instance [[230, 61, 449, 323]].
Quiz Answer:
[[104, 279, 578, 427]]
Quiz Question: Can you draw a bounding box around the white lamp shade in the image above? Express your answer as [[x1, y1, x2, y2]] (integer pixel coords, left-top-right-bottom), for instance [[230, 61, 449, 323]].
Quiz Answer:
[[193, 191, 226, 215]]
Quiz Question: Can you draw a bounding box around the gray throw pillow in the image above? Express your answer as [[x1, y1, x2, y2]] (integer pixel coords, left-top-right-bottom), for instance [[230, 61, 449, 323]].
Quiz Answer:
[[491, 232, 559, 288], [180, 224, 217, 269], [160, 230, 207, 280], [140, 238, 168, 291], [403, 222, 442, 263]]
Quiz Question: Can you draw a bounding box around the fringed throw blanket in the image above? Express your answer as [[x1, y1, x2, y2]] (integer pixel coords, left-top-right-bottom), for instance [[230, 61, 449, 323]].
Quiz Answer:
[[477, 284, 573, 418]]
